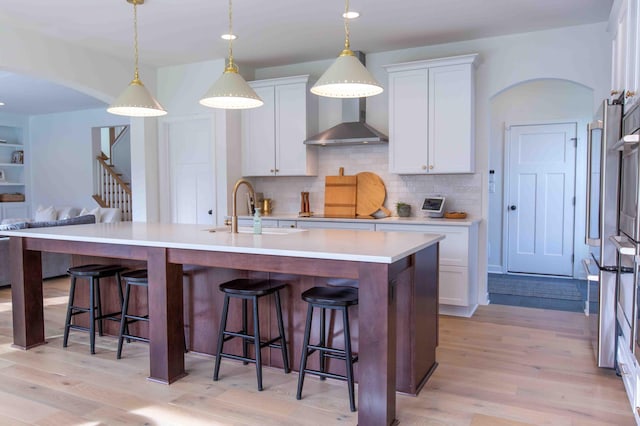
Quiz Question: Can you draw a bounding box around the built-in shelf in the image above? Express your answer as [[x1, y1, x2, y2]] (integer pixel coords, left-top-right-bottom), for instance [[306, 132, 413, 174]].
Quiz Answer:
[[0, 163, 24, 167], [0, 143, 23, 148], [0, 182, 25, 186]]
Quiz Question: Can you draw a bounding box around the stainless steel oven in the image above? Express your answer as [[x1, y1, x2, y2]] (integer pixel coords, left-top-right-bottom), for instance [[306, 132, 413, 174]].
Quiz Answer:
[[619, 104, 640, 244]]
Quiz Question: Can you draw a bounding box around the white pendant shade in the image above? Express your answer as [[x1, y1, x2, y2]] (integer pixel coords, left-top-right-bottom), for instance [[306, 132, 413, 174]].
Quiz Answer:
[[200, 68, 264, 109], [108, 79, 167, 117], [311, 51, 383, 98]]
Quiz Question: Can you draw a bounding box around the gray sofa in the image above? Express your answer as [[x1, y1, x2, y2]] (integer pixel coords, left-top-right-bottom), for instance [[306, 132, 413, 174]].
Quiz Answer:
[[0, 214, 96, 287]]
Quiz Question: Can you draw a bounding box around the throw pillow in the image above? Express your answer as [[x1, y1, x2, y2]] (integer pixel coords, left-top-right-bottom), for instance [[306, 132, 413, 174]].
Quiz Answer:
[[35, 205, 57, 222], [100, 208, 122, 223], [57, 206, 80, 220], [79, 207, 101, 223]]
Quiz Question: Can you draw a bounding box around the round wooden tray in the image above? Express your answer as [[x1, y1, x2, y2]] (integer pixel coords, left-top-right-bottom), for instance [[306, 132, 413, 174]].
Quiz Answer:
[[443, 211, 467, 219]]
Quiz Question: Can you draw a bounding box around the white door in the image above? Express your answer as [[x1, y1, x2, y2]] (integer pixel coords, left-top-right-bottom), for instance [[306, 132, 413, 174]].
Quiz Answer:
[[167, 117, 215, 225], [506, 122, 576, 276]]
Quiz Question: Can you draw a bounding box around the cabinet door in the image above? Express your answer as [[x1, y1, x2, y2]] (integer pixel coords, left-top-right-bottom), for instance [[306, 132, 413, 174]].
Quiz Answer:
[[428, 64, 474, 173], [275, 83, 307, 176], [439, 265, 469, 306], [374, 223, 469, 266], [242, 86, 276, 176], [612, 0, 628, 100], [625, 0, 639, 110], [388, 69, 429, 174]]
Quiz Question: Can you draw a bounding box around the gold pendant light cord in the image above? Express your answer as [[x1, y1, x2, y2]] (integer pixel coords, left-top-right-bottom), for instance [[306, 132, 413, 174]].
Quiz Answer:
[[344, 0, 350, 50], [132, 0, 141, 83], [225, 0, 238, 72], [340, 0, 353, 56]]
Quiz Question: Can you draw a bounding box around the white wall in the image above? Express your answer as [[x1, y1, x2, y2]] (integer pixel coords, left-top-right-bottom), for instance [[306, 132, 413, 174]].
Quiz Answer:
[[29, 108, 129, 209], [487, 79, 595, 276]]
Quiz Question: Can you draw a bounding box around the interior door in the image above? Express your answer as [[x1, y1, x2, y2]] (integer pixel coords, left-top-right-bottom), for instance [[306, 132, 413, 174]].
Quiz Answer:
[[506, 122, 577, 276], [167, 117, 215, 225]]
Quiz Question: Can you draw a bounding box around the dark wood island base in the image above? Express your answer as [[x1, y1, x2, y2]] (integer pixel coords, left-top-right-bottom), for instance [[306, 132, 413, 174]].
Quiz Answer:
[[8, 224, 440, 426]]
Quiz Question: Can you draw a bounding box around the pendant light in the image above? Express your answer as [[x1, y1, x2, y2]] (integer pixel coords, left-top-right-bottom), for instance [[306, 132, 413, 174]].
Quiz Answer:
[[108, 0, 167, 117], [199, 0, 263, 109], [311, 0, 383, 98]]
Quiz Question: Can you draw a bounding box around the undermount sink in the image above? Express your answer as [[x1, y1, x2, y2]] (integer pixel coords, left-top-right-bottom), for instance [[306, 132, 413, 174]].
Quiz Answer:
[[205, 226, 308, 235]]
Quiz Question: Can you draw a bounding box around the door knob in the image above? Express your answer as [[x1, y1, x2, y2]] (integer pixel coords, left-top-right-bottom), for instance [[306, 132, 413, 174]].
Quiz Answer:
[[509, 205, 517, 211]]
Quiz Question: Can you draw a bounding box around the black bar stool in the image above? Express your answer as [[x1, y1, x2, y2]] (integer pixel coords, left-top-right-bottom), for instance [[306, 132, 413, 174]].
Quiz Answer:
[[213, 278, 290, 391], [117, 269, 189, 359], [296, 285, 359, 412], [63, 264, 127, 354], [117, 269, 149, 359]]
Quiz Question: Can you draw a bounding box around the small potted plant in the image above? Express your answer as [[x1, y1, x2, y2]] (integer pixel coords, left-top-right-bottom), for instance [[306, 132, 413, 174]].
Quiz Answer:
[[396, 202, 411, 217]]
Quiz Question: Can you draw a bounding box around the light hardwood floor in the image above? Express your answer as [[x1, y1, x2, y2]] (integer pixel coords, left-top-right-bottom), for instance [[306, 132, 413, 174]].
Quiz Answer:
[[0, 277, 634, 425]]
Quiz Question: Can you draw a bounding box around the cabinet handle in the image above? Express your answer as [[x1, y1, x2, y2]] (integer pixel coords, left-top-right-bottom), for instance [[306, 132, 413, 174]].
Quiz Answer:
[[290, 224, 296, 228], [611, 90, 621, 96], [275, 169, 279, 172], [429, 165, 434, 170], [626, 90, 637, 98], [421, 165, 427, 170], [270, 169, 274, 173]]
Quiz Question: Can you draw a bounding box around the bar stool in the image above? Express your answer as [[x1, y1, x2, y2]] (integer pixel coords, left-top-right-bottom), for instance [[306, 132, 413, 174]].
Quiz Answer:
[[213, 278, 290, 391], [117, 269, 149, 359], [296, 285, 359, 412], [116, 269, 189, 359], [63, 264, 127, 354]]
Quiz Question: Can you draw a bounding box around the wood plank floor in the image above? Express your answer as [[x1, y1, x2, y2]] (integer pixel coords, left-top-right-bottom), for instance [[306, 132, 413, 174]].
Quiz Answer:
[[0, 277, 634, 425]]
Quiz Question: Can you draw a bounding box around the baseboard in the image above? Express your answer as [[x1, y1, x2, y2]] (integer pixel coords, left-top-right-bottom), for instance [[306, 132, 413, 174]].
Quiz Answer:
[[440, 303, 478, 318], [488, 264, 503, 274]]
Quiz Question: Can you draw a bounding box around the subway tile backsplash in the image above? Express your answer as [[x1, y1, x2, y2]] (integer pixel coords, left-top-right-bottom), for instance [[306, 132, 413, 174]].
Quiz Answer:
[[248, 145, 481, 217]]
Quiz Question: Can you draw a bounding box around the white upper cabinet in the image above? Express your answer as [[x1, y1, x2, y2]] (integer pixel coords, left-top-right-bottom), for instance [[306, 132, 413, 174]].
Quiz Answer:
[[385, 54, 478, 174], [241, 75, 318, 177], [611, 0, 639, 112]]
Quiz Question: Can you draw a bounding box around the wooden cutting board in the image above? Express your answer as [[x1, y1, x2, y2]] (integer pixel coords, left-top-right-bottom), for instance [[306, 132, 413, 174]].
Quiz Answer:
[[356, 172, 386, 217], [324, 167, 357, 217]]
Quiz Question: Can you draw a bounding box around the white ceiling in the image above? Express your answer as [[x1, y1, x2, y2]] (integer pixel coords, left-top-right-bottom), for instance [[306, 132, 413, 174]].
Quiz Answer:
[[0, 0, 613, 115]]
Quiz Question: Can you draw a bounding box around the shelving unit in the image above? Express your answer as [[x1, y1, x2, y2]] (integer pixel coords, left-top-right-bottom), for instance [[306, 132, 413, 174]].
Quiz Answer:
[[0, 125, 27, 217]]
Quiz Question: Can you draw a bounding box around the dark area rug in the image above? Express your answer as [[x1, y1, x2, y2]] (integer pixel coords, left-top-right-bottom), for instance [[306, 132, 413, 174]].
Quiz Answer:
[[488, 273, 590, 313]]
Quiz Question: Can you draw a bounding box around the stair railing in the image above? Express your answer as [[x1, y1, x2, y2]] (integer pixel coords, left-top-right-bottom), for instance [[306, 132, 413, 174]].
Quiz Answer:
[[93, 155, 132, 221]]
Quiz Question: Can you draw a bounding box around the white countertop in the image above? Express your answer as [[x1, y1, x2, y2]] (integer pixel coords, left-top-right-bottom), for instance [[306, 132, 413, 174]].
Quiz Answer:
[[239, 213, 480, 227], [1, 222, 444, 264]]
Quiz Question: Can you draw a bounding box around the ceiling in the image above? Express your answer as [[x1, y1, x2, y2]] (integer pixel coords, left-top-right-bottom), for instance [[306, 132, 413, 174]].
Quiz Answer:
[[0, 0, 613, 115]]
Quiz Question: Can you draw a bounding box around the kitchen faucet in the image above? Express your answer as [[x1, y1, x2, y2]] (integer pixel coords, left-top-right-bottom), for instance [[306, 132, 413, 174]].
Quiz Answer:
[[231, 178, 256, 233]]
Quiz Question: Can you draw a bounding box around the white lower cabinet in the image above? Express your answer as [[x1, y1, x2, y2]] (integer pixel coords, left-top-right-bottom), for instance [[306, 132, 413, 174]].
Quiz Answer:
[[618, 337, 638, 413], [375, 221, 479, 317]]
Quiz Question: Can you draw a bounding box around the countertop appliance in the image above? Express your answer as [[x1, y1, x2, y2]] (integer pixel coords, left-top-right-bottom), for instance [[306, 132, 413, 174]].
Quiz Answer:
[[584, 98, 623, 368], [421, 197, 446, 218]]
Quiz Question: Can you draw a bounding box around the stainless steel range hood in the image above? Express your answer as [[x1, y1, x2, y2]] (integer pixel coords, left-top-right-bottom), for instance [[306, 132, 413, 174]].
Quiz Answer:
[[304, 52, 388, 146]]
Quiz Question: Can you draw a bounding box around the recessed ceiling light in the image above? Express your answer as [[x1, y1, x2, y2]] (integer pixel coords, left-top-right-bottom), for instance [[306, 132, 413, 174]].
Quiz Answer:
[[0, 102, 4, 106], [343, 11, 360, 19], [220, 34, 237, 40]]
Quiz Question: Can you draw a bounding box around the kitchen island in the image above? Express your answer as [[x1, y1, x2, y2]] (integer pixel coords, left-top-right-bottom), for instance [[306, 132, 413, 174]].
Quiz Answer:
[[5, 222, 442, 426]]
